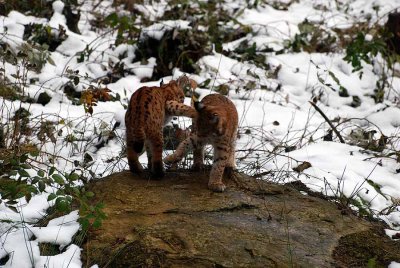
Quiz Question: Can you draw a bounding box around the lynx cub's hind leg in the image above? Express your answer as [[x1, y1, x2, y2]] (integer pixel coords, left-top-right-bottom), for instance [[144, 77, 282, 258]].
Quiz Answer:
[[145, 142, 152, 170], [126, 139, 144, 174], [148, 131, 165, 179], [224, 141, 236, 178]]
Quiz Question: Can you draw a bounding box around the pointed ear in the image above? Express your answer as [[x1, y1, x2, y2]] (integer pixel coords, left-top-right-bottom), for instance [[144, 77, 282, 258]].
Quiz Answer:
[[194, 101, 204, 111], [189, 79, 197, 89], [177, 75, 188, 88]]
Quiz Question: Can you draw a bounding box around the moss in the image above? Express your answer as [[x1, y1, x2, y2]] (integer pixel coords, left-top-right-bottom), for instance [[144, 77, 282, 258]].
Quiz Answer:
[[333, 227, 400, 267]]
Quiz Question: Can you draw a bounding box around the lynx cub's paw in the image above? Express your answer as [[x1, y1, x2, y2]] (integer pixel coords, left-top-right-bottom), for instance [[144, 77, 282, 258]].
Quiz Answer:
[[208, 182, 226, 192]]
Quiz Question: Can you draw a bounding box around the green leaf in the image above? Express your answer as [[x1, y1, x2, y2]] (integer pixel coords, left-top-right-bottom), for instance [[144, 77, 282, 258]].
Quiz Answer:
[[30, 150, 39, 157], [7, 206, 18, 213], [38, 170, 45, 177], [25, 193, 32, 203], [6, 200, 18, 205], [10, 158, 18, 166], [56, 189, 65, 196], [47, 193, 57, 201], [47, 56, 56, 66], [72, 187, 80, 196], [38, 181, 46, 192], [85, 191, 95, 198], [55, 197, 70, 212], [49, 167, 56, 175], [31, 176, 40, 184], [18, 169, 30, 177], [69, 173, 80, 181], [52, 174, 65, 185], [20, 154, 28, 163], [105, 13, 119, 27]]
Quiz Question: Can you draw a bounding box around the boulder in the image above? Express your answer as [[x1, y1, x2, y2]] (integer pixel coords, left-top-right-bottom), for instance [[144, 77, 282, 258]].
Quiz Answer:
[[83, 170, 400, 267]]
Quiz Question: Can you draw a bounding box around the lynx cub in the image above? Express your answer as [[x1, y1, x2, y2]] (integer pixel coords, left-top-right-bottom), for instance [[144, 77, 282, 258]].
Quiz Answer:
[[125, 76, 197, 178], [164, 94, 238, 192]]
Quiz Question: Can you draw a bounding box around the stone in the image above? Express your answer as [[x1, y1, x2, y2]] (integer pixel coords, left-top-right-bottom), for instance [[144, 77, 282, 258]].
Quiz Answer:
[[83, 170, 400, 267]]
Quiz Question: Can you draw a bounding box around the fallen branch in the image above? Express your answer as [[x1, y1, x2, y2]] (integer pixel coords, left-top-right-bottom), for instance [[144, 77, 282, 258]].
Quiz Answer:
[[309, 101, 345, 143]]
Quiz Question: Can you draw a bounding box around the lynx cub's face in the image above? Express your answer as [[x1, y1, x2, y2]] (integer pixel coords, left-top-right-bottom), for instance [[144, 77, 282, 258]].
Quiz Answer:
[[194, 102, 230, 137], [164, 94, 238, 192]]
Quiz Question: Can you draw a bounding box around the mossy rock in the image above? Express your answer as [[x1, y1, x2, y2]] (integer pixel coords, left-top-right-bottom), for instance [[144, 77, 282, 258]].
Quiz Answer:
[[82, 170, 399, 267]]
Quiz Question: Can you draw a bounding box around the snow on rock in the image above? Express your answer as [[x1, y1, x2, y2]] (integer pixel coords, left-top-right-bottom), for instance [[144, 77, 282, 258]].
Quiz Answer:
[[131, 57, 157, 79], [141, 20, 191, 40]]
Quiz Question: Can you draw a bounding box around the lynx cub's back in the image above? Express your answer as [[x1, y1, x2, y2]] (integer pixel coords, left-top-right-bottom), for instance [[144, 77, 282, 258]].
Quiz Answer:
[[125, 76, 197, 178], [164, 94, 238, 192]]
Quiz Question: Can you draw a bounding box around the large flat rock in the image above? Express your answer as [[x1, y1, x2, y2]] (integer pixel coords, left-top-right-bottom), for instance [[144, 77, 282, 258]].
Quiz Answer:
[[83, 170, 400, 267]]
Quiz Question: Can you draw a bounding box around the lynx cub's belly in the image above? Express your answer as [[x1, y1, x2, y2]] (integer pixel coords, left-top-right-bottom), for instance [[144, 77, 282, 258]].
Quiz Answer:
[[164, 94, 238, 192], [125, 76, 197, 178]]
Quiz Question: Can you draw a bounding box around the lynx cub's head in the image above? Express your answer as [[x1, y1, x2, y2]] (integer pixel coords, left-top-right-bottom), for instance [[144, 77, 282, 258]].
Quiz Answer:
[[164, 75, 197, 103], [194, 101, 227, 136], [176, 75, 197, 97]]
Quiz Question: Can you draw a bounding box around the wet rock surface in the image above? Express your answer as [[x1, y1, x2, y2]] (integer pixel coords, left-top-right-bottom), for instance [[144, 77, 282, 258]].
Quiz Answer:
[[83, 170, 399, 267]]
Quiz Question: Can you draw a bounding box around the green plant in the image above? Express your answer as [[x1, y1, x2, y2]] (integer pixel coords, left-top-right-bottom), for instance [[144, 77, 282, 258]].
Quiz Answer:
[[343, 32, 387, 75], [286, 20, 337, 53], [0, 150, 106, 230], [104, 12, 139, 46], [343, 28, 399, 103], [312, 60, 351, 99], [24, 23, 67, 52]]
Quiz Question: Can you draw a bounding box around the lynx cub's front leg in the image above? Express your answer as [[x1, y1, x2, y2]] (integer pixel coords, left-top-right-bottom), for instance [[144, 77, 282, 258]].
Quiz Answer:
[[165, 100, 197, 118], [164, 134, 205, 170]]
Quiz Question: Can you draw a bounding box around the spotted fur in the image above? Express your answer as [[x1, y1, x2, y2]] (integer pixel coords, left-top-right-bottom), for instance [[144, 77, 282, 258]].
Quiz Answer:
[[125, 76, 197, 178], [164, 94, 238, 192]]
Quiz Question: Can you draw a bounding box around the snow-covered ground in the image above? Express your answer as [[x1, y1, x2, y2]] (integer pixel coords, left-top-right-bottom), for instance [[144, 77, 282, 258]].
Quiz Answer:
[[0, 0, 399, 267]]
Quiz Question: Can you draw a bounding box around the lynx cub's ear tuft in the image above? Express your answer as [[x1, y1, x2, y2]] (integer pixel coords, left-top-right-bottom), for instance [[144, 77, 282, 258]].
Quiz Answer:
[[194, 101, 204, 111]]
